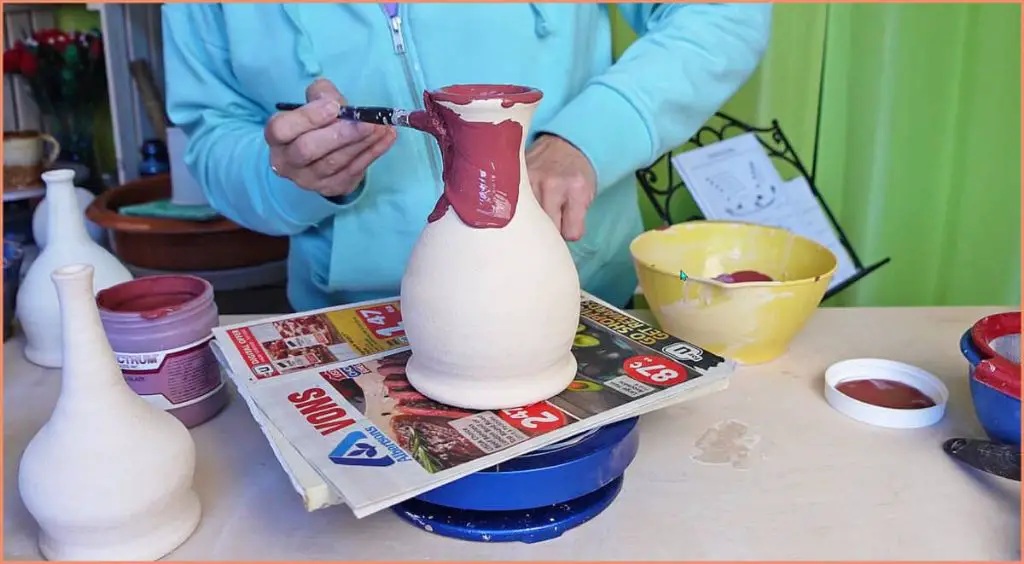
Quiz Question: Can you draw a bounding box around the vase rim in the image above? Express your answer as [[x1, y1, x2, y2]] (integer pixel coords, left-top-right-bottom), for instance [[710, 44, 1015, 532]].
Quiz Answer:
[[431, 84, 542, 106], [4, 130, 44, 138], [51, 263, 93, 281], [41, 169, 76, 183]]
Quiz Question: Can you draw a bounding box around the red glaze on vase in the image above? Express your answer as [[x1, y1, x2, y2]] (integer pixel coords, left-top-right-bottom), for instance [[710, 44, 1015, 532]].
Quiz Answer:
[[408, 85, 543, 229]]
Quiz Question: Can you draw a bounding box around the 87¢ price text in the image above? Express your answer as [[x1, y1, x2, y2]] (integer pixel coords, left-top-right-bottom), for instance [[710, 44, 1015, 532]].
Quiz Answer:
[[623, 355, 689, 387]]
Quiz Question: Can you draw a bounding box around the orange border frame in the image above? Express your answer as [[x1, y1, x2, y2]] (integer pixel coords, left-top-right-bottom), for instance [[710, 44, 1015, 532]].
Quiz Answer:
[[0, 1, 1021, 563]]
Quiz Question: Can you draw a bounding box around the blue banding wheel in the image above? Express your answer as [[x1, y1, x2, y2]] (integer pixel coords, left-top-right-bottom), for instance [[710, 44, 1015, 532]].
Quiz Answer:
[[413, 417, 639, 511], [394, 476, 624, 544]]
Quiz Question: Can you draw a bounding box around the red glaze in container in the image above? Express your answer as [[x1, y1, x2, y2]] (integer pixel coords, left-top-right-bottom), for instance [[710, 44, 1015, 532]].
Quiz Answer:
[[97, 275, 228, 427]]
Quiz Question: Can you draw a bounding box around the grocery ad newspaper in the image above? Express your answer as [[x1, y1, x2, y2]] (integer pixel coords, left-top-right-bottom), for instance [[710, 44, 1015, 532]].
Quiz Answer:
[[210, 292, 734, 518]]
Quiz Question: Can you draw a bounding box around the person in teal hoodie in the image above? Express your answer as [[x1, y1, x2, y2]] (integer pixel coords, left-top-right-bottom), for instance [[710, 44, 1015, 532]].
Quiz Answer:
[[162, 3, 772, 312]]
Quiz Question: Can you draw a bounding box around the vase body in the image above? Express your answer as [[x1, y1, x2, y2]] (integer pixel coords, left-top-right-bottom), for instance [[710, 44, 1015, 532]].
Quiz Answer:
[[18, 264, 201, 561], [16, 169, 133, 367], [400, 85, 581, 410]]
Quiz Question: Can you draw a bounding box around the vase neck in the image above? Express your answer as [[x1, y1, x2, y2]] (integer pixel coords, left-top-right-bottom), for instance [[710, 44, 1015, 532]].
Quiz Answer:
[[423, 98, 536, 230], [52, 265, 127, 400], [43, 171, 91, 245]]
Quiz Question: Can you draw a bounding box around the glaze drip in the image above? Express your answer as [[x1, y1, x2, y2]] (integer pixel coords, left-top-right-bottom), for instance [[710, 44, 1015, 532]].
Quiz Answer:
[[408, 85, 542, 229]]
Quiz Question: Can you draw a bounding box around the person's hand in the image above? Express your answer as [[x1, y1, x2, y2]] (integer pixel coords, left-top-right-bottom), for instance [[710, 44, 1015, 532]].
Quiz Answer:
[[265, 78, 397, 197], [526, 134, 597, 241]]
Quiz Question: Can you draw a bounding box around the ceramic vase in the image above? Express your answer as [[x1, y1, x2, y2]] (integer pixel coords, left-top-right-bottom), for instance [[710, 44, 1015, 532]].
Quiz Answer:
[[32, 184, 106, 248], [16, 169, 133, 367], [18, 263, 201, 561], [400, 85, 581, 410]]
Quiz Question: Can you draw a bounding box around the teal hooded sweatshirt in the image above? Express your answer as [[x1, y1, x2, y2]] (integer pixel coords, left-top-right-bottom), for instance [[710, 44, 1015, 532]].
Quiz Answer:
[[162, 3, 771, 311]]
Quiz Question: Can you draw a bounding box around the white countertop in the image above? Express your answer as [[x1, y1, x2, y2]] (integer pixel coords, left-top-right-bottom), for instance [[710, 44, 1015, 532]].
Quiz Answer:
[[4, 306, 1020, 560]]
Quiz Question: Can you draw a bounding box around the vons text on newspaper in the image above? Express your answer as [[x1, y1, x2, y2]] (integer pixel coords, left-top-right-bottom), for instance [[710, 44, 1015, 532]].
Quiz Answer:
[[287, 387, 356, 436]]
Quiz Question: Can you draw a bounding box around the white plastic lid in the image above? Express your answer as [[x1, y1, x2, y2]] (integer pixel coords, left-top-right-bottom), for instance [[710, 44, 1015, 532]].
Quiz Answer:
[[824, 358, 949, 429]]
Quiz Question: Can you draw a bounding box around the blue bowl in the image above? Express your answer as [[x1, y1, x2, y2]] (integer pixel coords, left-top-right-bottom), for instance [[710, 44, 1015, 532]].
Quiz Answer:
[[960, 329, 1021, 446], [3, 239, 25, 341]]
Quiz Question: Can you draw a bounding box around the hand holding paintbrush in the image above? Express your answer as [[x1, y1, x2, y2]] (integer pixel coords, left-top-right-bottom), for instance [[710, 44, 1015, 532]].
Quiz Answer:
[[266, 79, 397, 198], [275, 103, 416, 128]]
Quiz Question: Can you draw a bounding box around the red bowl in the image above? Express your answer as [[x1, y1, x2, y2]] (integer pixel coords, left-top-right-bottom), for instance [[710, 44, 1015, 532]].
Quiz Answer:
[[970, 312, 1021, 401]]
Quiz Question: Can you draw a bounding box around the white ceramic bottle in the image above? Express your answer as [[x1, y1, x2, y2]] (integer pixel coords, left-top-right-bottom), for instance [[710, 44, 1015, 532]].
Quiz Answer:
[[32, 185, 107, 248], [16, 169, 133, 367], [400, 85, 581, 410], [18, 263, 202, 561]]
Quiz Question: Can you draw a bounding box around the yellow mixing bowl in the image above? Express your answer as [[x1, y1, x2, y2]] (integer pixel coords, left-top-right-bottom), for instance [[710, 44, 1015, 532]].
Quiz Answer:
[[631, 221, 837, 364]]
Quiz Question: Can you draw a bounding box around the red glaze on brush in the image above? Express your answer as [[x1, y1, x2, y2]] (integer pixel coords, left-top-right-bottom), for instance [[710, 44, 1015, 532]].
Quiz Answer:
[[408, 85, 542, 229], [713, 270, 775, 284]]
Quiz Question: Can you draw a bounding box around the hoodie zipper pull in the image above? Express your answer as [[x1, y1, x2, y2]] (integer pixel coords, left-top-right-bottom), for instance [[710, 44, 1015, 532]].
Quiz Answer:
[[387, 14, 405, 54]]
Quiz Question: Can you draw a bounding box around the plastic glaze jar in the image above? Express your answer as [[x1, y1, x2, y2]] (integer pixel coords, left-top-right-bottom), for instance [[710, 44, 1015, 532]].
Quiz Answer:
[[96, 275, 227, 427]]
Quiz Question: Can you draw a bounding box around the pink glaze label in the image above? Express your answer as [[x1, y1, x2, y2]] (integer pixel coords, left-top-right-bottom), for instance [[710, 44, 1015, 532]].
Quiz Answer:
[[114, 335, 224, 411]]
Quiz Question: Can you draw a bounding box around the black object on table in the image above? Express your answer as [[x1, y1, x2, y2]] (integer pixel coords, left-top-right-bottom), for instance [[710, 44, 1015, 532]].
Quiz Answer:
[[944, 438, 1021, 481]]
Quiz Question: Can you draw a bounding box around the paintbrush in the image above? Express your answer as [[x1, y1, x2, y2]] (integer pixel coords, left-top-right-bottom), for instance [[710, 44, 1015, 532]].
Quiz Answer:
[[275, 103, 415, 128], [943, 438, 1021, 481]]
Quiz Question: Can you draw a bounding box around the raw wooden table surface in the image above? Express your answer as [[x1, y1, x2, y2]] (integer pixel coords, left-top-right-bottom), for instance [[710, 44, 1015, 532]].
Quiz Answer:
[[4, 307, 1020, 561]]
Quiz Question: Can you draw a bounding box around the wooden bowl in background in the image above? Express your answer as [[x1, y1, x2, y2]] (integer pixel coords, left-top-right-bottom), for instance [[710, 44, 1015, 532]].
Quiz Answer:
[[86, 175, 288, 271]]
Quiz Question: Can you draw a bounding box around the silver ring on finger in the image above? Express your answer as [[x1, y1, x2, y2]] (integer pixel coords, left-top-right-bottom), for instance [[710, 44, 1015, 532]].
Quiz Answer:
[[270, 162, 282, 176]]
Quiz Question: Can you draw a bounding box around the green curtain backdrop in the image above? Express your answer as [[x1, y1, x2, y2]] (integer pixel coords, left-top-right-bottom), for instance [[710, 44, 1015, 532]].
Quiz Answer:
[[814, 3, 1020, 307], [613, 3, 1021, 307]]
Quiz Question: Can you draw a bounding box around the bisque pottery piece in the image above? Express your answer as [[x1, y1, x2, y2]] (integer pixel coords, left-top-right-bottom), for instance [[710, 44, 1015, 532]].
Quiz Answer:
[[18, 264, 201, 561], [400, 85, 581, 410], [32, 184, 106, 248], [16, 169, 133, 367]]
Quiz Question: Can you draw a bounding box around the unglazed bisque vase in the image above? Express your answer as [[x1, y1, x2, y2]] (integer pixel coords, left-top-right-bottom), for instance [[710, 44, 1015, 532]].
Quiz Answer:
[[16, 169, 132, 367], [32, 184, 106, 248], [18, 264, 201, 561], [400, 85, 581, 410]]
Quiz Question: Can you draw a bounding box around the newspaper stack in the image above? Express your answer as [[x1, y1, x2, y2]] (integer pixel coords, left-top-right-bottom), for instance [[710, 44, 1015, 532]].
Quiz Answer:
[[210, 292, 734, 518]]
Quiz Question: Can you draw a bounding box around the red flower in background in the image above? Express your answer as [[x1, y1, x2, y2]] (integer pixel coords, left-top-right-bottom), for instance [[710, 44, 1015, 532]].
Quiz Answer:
[[3, 28, 106, 113], [18, 49, 38, 78], [87, 38, 102, 60], [32, 29, 68, 47], [3, 45, 21, 74]]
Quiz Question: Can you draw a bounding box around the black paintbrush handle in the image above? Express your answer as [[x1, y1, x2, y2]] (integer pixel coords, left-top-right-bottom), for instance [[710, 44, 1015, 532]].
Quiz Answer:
[[944, 438, 1022, 481], [274, 103, 406, 126]]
